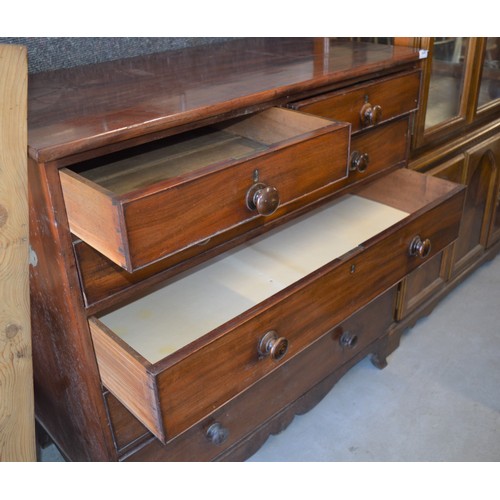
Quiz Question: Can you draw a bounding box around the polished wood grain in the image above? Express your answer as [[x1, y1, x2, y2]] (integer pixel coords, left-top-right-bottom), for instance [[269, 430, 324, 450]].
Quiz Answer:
[[349, 117, 410, 180], [30, 39, 467, 462], [28, 38, 421, 163], [116, 288, 399, 461], [289, 69, 421, 133], [396, 156, 466, 320], [0, 45, 36, 462], [60, 108, 349, 271]]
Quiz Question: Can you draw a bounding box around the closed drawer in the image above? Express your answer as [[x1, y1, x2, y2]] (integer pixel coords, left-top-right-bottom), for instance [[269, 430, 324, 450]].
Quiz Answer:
[[59, 107, 350, 272], [348, 117, 410, 178], [289, 70, 420, 133], [116, 287, 398, 461], [89, 168, 465, 443]]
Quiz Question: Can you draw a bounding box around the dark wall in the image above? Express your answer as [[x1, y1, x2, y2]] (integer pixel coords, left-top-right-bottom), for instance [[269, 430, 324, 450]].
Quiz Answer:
[[0, 37, 237, 74]]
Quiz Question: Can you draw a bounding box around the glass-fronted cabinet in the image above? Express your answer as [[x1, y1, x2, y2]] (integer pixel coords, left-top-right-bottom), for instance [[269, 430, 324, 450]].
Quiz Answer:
[[411, 37, 477, 149], [394, 37, 500, 321], [404, 37, 500, 151]]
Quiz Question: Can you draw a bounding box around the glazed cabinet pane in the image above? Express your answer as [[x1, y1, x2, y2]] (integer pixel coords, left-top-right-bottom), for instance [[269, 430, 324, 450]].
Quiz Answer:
[[425, 37, 471, 129], [477, 37, 500, 111]]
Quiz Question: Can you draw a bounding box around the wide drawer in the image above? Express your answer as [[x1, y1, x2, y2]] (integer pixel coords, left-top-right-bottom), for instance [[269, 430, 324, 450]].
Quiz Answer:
[[111, 287, 398, 461], [288, 70, 420, 133], [89, 168, 465, 443], [59, 107, 350, 272]]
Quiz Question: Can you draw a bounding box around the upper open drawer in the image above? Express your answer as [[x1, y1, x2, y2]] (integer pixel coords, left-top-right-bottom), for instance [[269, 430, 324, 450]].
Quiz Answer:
[[59, 107, 350, 272]]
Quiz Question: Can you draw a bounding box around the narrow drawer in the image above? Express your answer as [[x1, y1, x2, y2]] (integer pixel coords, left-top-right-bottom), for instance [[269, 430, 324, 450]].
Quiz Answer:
[[289, 70, 420, 133], [348, 117, 409, 178], [59, 107, 350, 272], [89, 168, 465, 443]]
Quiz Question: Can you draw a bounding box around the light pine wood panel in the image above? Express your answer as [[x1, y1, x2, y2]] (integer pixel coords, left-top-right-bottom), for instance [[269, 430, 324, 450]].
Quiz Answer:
[[0, 44, 35, 461]]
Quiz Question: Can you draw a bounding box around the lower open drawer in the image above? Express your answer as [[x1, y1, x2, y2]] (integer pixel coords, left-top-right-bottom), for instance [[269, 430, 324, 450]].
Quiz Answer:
[[89, 168, 465, 442]]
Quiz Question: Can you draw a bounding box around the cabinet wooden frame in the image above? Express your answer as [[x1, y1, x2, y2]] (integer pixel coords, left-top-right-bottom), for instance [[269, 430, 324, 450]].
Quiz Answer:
[[449, 134, 499, 278]]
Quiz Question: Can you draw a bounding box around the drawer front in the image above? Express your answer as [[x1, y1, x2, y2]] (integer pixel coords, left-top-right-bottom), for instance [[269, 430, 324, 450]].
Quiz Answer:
[[123, 129, 348, 270], [348, 117, 409, 179], [289, 70, 420, 133], [90, 169, 466, 443], [60, 108, 350, 272], [119, 288, 398, 461]]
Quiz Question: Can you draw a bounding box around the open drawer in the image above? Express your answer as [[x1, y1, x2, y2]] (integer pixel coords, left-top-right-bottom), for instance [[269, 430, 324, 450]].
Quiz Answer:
[[59, 107, 350, 272], [89, 168, 465, 443]]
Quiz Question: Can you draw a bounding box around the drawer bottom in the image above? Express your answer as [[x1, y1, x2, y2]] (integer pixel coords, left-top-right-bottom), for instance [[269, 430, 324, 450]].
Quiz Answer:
[[106, 287, 398, 461]]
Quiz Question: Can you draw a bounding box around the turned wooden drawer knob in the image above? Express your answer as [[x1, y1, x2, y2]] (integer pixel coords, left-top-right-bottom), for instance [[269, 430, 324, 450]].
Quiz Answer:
[[206, 422, 229, 445], [246, 182, 280, 216], [350, 151, 370, 173], [339, 330, 358, 349], [258, 330, 289, 361], [409, 235, 432, 259], [360, 102, 382, 127]]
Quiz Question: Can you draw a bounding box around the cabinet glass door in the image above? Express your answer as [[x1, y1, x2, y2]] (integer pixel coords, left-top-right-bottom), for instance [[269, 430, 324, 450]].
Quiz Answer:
[[425, 37, 471, 129], [477, 37, 500, 111]]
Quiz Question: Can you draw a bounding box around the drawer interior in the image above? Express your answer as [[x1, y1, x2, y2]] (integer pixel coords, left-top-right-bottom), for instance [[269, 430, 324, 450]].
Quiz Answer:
[[97, 194, 408, 363], [67, 107, 337, 195], [95, 169, 463, 364]]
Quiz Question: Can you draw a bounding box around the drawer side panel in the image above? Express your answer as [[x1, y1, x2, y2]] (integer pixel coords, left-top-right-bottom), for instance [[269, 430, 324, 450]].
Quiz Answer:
[[60, 169, 129, 269], [89, 318, 164, 442]]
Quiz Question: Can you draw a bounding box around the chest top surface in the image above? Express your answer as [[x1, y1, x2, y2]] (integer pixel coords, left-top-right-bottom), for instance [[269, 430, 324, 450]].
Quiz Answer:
[[28, 38, 420, 163]]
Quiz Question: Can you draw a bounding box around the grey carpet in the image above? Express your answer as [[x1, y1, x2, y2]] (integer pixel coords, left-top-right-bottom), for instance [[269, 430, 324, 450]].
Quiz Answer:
[[249, 252, 500, 461]]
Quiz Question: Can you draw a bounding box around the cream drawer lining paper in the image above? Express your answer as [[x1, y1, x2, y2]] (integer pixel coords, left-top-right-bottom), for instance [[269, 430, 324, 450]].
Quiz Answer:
[[99, 195, 408, 363]]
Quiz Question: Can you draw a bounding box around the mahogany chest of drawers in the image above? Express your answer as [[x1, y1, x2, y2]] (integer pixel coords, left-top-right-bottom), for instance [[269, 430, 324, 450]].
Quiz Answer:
[[28, 38, 465, 461]]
